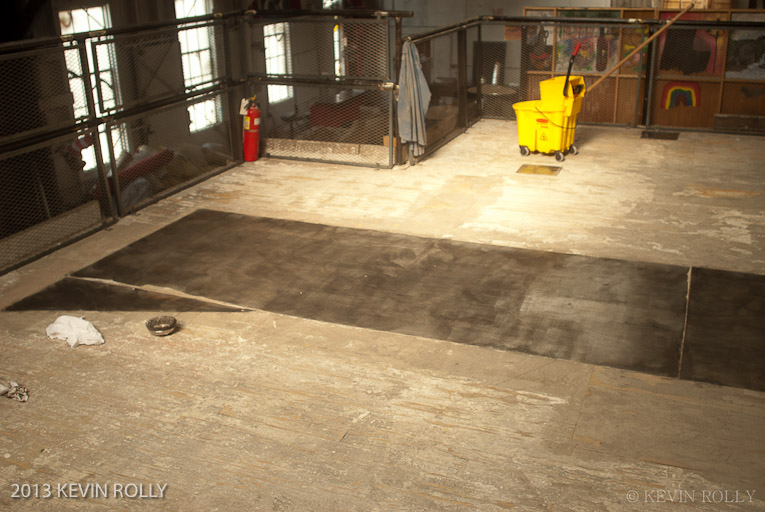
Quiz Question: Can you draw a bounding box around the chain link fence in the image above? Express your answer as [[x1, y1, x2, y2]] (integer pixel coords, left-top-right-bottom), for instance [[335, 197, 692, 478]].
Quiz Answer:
[[468, 19, 649, 126], [244, 16, 396, 168], [406, 15, 764, 161], [0, 130, 113, 273], [409, 24, 481, 161], [0, 16, 238, 274], [648, 17, 765, 132]]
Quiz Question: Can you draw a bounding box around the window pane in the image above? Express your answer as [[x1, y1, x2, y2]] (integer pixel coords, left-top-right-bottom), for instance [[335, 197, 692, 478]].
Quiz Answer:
[[95, 44, 111, 69], [188, 98, 219, 132], [71, 9, 89, 32], [87, 7, 105, 30]]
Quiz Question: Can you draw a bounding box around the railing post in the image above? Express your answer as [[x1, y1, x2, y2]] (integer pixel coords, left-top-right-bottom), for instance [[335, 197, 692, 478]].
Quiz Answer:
[[394, 16, 403, 166], [77, 40, 118, 219], [457, 27, 468, 128], [643, 26, 659, 129]]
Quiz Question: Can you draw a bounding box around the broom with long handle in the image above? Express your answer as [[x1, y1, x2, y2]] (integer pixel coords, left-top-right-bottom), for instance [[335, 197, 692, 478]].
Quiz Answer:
[[587, 4, 693, 93]]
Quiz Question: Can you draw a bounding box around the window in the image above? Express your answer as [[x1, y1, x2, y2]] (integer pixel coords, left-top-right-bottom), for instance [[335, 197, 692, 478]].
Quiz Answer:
[[333, 24, 345, 76], [174, 0, 221, 132], [59, 5, 127, 171], [263, 23, 293, 103]]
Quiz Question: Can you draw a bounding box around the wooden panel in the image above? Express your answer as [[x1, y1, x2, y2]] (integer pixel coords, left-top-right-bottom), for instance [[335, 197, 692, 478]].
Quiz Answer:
[[615, 77, 644, 125], [720, 82, 765, 115], [619, 25, 649, 76], [650, 80, 720, 128], [663, 0, 731, 9], [656, 11, 728, 79], [523, 73, 549, 101], [713, 113, 765, 132], [580, 76, 616, 123]]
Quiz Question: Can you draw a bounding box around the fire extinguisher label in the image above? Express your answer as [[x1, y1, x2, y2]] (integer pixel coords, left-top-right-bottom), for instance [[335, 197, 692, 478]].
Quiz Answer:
[[244, 116, 251, 129], [252, 118, 260, 126]]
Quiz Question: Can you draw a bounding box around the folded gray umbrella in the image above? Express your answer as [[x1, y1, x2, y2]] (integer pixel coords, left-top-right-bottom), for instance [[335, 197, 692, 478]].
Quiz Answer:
[[397, 40, 432, 158]]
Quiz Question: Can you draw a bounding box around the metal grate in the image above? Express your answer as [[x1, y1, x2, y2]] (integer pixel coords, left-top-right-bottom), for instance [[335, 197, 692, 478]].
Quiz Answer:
[[477, 19, 648, 126], [0, 17, 239, 274], [249, 18, 390, 81], [0, 45, 84, 145], [262, 83, 392, 167], [246, 16, 395, 167], [107, 92, 235, 215], [0, 131, 112, 274], [408, 24, 481, 161]]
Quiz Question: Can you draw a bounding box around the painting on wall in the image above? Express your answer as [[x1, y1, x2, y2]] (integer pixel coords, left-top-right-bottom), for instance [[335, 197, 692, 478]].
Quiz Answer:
[[725, 13, 765, 80], [657, 11, 726, 77], [526, 24, 553, 71], [556, 25, 619, 74], [522, 9, 554, 72], [554, 10, 621, 75], [662, 81, 701, 109], [620, 26, 649, 75]]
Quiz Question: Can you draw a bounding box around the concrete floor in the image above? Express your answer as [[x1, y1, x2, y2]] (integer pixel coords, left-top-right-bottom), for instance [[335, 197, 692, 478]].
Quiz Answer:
[[1, 120, 764, 510]]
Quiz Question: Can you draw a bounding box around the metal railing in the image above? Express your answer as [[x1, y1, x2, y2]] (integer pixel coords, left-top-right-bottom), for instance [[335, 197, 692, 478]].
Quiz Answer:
[[0, 12, 242, 274], [0, 9, 412, 275], [407, 14, 765, 161], [2, 9, 763, 274], [243, 13, 400, 168]]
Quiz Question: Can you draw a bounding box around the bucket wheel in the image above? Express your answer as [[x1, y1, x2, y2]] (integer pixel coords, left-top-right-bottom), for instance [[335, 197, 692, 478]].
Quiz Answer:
[[569, 145, 578, 155], [554, 151, 565, 162], [520, 145, 530, 156]]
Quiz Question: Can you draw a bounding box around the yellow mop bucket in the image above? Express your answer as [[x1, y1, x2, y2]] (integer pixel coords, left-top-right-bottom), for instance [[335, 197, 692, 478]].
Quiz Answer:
[[513, 42, 586, 162], [512, 6, 693, 162], [513, 75, 585, 162]]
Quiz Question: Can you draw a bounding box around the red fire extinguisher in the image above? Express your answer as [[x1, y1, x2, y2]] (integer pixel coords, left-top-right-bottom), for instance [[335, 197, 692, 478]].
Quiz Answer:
[[243, 95, 260, 162]]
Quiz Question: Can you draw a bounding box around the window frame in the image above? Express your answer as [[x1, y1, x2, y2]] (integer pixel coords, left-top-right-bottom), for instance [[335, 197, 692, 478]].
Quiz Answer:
[[263, 22, 294, 104], [174, 0, 222, 133], [58, 4, 128, 172]]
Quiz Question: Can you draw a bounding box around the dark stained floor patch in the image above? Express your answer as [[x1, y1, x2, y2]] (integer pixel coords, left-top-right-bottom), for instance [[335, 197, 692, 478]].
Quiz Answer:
[[10, 209, 762, 390], [680, 267, 765, 391], [4, 277, 248, 312], [64, 209, 689, 378]]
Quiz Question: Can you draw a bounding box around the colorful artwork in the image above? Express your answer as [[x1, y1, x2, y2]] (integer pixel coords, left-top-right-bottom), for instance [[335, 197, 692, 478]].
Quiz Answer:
[[662, 82, 700, 109], [555, 26, 619, 74], [621, 27, 649, 75], [657, 12, 725, 77], [726, 13, 765, 80], [527, 25, 552, 71]]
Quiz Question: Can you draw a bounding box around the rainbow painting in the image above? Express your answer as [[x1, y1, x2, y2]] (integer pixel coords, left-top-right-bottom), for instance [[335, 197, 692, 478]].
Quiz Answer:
[[662, 82, 700, 110]]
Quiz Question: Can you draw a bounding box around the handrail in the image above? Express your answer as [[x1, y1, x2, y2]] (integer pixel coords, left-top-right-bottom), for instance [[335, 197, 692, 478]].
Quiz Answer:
[[0, 11, 241, 54], [406, 14, 765, 44], [245, 9, 413, 19], [0, 9, 414, 55]]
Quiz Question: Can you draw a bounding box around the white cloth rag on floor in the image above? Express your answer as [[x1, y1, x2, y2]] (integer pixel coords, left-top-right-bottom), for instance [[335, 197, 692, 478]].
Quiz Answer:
[[46, 315, 105, 348]]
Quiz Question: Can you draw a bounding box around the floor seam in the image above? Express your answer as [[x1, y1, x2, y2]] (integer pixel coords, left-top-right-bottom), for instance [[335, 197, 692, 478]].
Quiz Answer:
[[70, 275, 255, 312], [677, 266, 693, 378]]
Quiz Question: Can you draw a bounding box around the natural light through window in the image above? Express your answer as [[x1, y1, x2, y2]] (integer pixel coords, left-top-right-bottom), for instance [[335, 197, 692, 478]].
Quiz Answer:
[[333, 24, 345, 76], [175, 0, 221, 132], [263, 23, 293, 103], [59, 5, 127, 171]]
